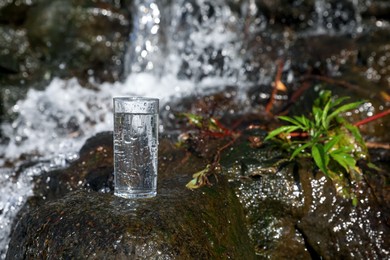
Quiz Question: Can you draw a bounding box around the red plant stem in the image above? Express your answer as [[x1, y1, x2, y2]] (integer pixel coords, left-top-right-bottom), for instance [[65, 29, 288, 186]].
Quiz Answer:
[[209, 117, 239, 138], [354, 109, 390, 127], [212, 118, 233, 135], [213, 134, 239, 166], [288, 132, 309, 138]]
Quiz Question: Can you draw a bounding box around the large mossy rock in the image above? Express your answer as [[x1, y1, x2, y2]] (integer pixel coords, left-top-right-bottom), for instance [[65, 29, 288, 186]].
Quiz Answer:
[[6, 132, 256, 259], [8, 188, 254, 259]]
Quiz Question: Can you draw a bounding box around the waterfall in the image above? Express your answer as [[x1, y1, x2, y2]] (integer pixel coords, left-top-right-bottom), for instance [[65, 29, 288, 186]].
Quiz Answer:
[[124, 0, 162, 75], [124, 0, 245, 83]]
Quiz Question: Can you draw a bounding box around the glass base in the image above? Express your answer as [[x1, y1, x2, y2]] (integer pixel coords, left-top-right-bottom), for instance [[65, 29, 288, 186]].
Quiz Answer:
[[114, 189, 157, 199]]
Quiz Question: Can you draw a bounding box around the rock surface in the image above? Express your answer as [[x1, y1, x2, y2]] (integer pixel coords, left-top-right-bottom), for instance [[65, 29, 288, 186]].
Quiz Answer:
[[7, 124, 390, 258], [7, 132, 256, 259]]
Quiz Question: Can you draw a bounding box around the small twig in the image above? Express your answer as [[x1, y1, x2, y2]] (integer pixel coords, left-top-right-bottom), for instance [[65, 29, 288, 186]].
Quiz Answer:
[[213, 135, 239, 164], [202, 134, 241, 186], [365, 142, 390, 150]]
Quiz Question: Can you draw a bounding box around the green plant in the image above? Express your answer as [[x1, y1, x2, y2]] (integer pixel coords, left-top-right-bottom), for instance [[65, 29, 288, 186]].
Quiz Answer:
[[265, 90, 369, 205], [179, 113, 239, 190]]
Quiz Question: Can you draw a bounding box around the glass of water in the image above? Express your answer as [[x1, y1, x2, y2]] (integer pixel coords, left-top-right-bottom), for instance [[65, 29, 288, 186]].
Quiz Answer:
[[113, 97, 159, 199]]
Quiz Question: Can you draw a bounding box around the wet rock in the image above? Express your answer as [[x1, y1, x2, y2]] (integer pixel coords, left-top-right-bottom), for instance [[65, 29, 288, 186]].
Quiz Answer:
[[296, 160, 390, 259], [255, 0, 316, 31], [7, 132, 256, 259], [355, 28, 390, 90], [32, 132, 114, 203], [363, 1, 390, 21], [79, 131, 113, 158], [290, 34, 356, 74], [8, 186, 255, 259], [7, 99, 390, 258], [3, 0, 390, 257], [0, 0, 132, 90], [25, 0, 131, 84], [222, 131, 390, 259]]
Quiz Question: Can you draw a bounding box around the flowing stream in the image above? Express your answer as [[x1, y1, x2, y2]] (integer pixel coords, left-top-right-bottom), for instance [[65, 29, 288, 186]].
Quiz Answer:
[[0, 0, 382, 257]]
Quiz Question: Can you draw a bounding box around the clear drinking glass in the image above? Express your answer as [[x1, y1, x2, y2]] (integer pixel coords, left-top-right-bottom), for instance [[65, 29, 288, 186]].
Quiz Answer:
[[113, 97, 159, 199]]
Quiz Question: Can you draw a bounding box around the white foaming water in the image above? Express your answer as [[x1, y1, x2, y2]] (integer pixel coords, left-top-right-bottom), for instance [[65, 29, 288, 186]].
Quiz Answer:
[[0, 164, 48, 259], [1, 76, 182, 161]]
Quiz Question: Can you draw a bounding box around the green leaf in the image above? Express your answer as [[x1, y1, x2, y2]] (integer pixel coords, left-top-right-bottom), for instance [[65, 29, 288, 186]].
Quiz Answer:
[[312, 106, 322, 127], [186, 165, 211, 190], [278, 116, 304, 128], [192, 164, 210, 178], [182, 113, 203, 128], [293, 115, 312, 130], [312, 144, 329, 176], [186, 178, 200, 190], [344, 123, 367, 152], [250, 90, 372, 206], [321, 99, 332, 129], [327, 101, 364, 126], [367, 162, 382, 172], [330, 153, 356, 172], [324, 135, 342, 152], [331, 96, 350, 107], [315, 89, 331, 107], [352, 197, 358, 207], [265, 125, 300, 140], [291, 142, 313, 159]]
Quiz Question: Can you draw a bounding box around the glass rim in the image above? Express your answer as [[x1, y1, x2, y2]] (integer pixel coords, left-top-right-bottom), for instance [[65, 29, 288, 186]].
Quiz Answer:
[[113, 96, 159, 102]]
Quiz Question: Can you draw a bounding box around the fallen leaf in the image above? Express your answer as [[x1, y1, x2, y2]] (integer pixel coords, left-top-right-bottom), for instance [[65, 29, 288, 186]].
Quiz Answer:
[[274, 80, 287, 91]]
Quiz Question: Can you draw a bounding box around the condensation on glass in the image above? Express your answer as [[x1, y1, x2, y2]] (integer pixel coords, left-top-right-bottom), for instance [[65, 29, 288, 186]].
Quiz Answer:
[[113, 97, 159, 199]]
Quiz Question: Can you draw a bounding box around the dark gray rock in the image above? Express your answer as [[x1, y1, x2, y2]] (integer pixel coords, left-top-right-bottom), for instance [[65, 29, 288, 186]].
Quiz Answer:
[[8, 121, 390, 259], [0, 0, 132, 90], [223, 134, 390, 259], [7, 186, 255, 259], [7, 133, 256, 259]]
